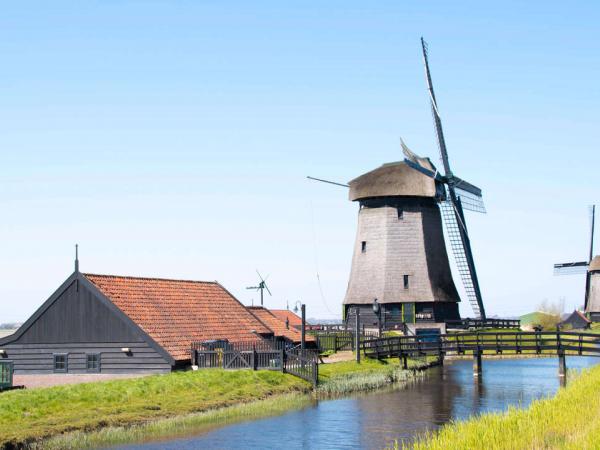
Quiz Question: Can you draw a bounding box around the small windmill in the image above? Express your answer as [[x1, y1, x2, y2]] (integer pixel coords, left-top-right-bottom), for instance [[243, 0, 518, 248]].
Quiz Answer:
[[553, 205, 596, 310], [246, 270, 272, 307]]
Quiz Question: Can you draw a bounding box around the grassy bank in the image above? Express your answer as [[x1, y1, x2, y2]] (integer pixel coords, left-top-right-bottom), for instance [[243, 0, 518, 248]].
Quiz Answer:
[[35, 393, 313, 450], [318, 356, 435, 396], [0, 369, 309, 448], [399, 364, 600, 450], [2, 357, 437, 449]]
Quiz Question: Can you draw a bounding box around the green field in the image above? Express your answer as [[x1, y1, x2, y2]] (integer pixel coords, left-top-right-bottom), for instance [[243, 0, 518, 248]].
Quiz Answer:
[[0, 369, 309, 448], [400, 364, 600, 450]]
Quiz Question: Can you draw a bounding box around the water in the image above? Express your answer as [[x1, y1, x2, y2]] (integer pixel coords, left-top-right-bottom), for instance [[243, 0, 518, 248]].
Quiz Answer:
[[122, 357, 598, 450]]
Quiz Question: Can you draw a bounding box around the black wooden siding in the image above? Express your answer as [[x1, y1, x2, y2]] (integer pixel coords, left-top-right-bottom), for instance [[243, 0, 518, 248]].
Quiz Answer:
[[18, 280, 143, 343], [0, 274, 172, 374], [1, 342, 171, 374]]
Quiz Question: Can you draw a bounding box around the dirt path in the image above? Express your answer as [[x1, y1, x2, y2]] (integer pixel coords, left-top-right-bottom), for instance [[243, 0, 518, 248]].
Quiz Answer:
[[14, 373, 151, 389], [321, 351, 356, 363]]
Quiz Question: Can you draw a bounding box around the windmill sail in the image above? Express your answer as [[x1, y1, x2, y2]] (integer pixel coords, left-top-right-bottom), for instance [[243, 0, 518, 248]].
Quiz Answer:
[[455, 186, 486, 213], [440, 198, 483, 317], [421, 37, 486, 319], [554, 261, 589, 275]]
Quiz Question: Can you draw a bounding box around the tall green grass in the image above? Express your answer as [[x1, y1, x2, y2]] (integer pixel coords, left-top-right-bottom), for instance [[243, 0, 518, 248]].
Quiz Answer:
[[398, 365, 600, 450]]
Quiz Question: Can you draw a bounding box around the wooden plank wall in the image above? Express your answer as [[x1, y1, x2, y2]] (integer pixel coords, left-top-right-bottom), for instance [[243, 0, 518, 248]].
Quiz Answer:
[[1, 342, 171, 374]]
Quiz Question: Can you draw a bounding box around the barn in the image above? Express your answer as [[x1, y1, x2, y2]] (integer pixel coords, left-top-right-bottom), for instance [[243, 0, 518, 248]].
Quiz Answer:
[[247, 307, 315, 346], [0, 270, 274, 374], [560, 310, 591, 331]]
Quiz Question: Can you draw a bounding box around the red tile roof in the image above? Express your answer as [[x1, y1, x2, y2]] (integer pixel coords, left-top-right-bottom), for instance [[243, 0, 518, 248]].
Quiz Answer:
[[84, 274, 271, 361], [270, 309, 305, 328], [247, 307, 314, 343]]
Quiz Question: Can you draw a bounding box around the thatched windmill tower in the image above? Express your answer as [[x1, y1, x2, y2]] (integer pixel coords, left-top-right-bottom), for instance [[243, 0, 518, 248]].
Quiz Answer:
[[343, 151, 460, 329], [310, 39, 488, 330]]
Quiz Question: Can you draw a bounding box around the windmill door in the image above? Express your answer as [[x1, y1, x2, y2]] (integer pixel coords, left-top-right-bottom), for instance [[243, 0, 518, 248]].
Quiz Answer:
[[402, 303, 415, 324]]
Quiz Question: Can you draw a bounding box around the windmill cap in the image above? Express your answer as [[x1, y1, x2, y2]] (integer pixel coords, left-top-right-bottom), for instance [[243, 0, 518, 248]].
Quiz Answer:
[[348, 160, 440, 201], [590, 256, 600, 272]]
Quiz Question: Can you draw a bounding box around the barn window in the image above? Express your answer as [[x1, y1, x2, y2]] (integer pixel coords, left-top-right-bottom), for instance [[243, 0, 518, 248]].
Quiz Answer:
[[397, 208, 404, 220], [86, 354, 101, 373], [403, 275, 410, 289], [361, 241, 367, 253], [53, 354, 68, 373]]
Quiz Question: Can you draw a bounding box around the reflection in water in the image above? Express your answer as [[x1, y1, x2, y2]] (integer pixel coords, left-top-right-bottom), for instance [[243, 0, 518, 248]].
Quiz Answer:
[[121, 357, 598, 450]]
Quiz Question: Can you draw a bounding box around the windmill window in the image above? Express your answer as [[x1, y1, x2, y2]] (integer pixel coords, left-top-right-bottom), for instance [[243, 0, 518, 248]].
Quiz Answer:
[[361, 241, 367, 253], [403, 275, 410, 289], [397, 208, 404, 220], [53, 354, 68, 373], [86, 354, 101, 373]]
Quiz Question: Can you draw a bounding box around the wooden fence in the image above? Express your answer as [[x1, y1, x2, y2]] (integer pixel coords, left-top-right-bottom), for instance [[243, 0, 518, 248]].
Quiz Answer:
[[284, 349, 319, 387], [445, 318, 521, 330], [191, 341, 319, 386], [310, 330, 380, 353], [362, 331, 600, 360]]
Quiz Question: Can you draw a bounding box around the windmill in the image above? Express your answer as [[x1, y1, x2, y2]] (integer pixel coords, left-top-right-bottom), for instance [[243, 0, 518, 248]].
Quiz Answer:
[[246, 270, 272, 307], [553, 205, 596, 313], [308, 39, 488, 325]]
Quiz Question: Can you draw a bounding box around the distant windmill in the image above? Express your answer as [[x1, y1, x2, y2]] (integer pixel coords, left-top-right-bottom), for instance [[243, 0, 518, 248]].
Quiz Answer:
[[554, 205, 597, 314], [246, 270, 272, 307], [308, 38, 488, 328]]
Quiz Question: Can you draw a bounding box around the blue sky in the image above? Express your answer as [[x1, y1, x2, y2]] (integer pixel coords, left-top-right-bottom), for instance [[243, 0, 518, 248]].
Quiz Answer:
[[1, 1, 599, 322]]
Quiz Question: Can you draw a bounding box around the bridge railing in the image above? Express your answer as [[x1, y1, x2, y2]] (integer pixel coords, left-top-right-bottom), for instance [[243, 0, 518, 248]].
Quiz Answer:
[[362, 331, 600, 360], [445, 318, 521, 330]]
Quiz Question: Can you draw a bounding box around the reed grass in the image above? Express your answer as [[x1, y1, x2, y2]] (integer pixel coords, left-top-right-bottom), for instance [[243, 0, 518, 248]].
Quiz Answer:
[[397, 365, 600, 450], [317, 357, 434, 396], [33, 393, 313, 450]]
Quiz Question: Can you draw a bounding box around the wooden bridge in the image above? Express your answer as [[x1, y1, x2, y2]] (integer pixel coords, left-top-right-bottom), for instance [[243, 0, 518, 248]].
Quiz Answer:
[[362, 331, 600, 377]]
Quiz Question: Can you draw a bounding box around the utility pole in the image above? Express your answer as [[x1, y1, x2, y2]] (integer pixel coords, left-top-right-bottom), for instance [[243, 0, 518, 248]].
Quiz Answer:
[[301, 304, 306, 350]]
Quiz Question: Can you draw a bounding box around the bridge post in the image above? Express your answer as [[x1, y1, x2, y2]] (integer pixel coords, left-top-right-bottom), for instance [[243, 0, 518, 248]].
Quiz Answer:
[[558, 350, 566, 379], [473, 350, 482, 377]]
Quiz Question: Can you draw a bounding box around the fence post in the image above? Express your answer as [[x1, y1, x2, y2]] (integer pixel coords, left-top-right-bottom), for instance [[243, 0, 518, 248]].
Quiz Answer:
[[279, 348, 284, 372], [253, 347, 258, 371], [334, 334, 338, 353], [282, 349, 287, 373], [313, 360, 318, 387]]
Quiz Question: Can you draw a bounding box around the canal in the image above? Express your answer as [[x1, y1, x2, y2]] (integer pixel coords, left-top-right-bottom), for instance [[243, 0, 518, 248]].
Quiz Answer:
[[121, 357, 598, 450]]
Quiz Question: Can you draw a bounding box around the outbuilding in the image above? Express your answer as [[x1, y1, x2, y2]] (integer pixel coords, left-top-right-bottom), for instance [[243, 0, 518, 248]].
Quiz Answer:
[[560, 310, 591, 331], [0, 268, 272, 374]]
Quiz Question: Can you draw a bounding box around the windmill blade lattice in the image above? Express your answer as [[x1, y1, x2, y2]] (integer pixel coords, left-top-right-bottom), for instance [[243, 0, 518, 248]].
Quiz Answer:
[[553, 262, 589, 275], [455, 186, 486, 214], [440, 200, 482, 318]]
